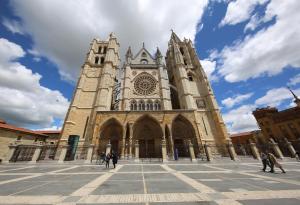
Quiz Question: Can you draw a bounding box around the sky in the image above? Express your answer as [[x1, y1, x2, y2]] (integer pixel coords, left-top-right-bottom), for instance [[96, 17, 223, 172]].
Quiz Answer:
[[0, 0, 299, 133]]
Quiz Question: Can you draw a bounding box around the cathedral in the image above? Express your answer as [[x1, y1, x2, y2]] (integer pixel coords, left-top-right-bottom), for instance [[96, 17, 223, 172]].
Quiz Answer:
[[58, 31, 235, 161]]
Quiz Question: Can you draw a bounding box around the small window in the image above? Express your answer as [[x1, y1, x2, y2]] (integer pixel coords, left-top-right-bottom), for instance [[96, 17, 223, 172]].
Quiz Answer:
[[188, 74, 193, 81], [100, 57, 105, 64], [142, 52, 147, 57], [141, 59, 148, 64], [180, 47, 184, 55], [95, 56, 99, 64], [98, 46, 102, 54], [103, 47, 107, 54], [184, 59, 187, 65]]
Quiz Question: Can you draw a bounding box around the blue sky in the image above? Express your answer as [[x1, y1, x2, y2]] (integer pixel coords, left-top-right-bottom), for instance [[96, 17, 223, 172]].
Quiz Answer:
[[0, 0, 299, 133]]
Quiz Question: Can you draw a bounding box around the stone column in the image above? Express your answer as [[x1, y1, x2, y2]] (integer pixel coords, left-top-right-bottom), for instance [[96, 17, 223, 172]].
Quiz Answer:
[[134, 140, 139, 162], [167, 124, 174, 160], [84, 144, 95, 164], [3, 144, 18, 164], [204, 144, 213, 161], [227, 141, 237, 161], [105, 142, 111, 155], [161, 139, 168, 162], [58, 145, 69, 163], [124, 142, 128, 159], [29, 143, 43, 164], [284, 138, 296, 158], [188, 140, 197, 162], [121, 136, 126, 159], [270, 139, 284, 159], [129, 123, 133, 159], [249, 142, 261, 160]]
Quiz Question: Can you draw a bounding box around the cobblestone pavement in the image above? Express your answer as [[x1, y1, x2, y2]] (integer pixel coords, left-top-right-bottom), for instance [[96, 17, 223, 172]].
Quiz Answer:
[[0, 158, 300, 204]]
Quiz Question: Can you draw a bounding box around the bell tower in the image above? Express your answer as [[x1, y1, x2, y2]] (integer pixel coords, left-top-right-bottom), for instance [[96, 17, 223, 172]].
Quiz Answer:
[[60, 33, 120, 145], [165, 31, 230, 147]]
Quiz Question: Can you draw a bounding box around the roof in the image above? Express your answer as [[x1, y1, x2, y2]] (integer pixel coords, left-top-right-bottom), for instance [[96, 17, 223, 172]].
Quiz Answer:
[[230, 131, 253, 138], [35, 130, 61, 134], [0, 122, 48, 137]]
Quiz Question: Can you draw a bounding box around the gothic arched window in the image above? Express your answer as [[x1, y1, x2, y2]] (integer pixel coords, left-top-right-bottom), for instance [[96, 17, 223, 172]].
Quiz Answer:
[[103, 47, 107, 54], [142, 52, 147, 57], [100, 57, 105, 64], [130, 100, 137, 110], [98, 46, 102, 54], [154, 100, 161, 110], [187, 73, 194, 81], [146, 100, 153, 110], [95, 56, 99, 64], [138, 100, 145, 111]]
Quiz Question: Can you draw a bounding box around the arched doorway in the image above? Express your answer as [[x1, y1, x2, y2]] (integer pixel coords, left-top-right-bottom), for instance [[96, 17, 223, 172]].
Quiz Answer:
[[172, 115, 199, 158], [99, 118, 123, 156], [133, 115, 163, 158]]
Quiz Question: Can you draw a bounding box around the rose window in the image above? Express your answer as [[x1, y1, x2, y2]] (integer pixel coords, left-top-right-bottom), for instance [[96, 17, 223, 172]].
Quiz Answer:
[[134, 73, 156, 95]]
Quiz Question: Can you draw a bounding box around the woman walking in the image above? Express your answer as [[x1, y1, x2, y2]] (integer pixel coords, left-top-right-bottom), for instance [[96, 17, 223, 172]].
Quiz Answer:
[[105, 153, 111, 168], [268, 152, 286, 173]]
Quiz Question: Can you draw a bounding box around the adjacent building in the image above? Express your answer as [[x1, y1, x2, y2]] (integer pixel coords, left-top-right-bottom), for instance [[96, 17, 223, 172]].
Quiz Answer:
[[0, 119, 61, 161], [252, 88, 300, 153]]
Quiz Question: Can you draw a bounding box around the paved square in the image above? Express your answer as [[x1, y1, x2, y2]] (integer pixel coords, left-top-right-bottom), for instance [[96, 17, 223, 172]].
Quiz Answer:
[[0, 159, 300, 204]]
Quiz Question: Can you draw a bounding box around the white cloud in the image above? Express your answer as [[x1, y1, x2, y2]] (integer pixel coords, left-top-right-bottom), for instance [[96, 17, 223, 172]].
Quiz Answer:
[[255, 87, 300, 107], [2, 18, 25, 35], [222, 92, 253, 108], [223, 104, 258, 133], [200, 59, 217, 81], [35, 125, 62, 131], [214, 0, 300, 82], [0, 38, 69, 127], [288, 74, 300, 86], [219, 0, 268, 27], [10, 0, 208, 82]]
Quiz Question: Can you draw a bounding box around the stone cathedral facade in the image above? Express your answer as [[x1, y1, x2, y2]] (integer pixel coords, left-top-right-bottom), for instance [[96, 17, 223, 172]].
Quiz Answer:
[[58, 32, 235, 161]]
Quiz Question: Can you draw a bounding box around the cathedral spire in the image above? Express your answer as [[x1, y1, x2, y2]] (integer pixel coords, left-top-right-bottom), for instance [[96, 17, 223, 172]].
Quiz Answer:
[[125, 46, 132, 64], [173, 41, 184, 65], [170, 29, 181, 43], [288, 87, 300, 107], [155, 47, 163, 65]]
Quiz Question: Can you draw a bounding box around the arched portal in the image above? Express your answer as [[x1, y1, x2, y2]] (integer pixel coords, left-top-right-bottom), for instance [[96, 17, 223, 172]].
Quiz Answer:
[[99, 118, 123, 155], [172, 115, 199, 158], [133, 115, 163, 158]]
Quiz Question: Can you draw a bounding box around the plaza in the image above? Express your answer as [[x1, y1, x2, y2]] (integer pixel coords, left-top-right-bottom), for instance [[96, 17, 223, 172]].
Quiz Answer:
[[1, 158, 300, 205]]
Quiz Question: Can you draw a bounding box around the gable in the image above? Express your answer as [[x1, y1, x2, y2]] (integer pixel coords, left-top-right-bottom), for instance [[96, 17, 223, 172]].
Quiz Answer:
[[131, 47, 156, 65]]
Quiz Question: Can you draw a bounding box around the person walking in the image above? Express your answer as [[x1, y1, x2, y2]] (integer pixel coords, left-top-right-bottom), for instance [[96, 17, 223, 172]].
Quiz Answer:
[[261, 152, 270, 172], [105, 153, 111, 168], [268, 152, 286, 173], [112, 152, 118, 169], [100, 152, 106, 164]]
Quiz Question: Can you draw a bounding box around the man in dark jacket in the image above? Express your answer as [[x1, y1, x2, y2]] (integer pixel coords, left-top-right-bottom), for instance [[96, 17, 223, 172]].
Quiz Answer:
[[112, 152, 118, 168]]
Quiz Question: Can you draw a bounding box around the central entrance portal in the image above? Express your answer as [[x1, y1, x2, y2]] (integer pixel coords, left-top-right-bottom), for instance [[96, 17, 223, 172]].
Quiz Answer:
[[133, 115, 163, 158]]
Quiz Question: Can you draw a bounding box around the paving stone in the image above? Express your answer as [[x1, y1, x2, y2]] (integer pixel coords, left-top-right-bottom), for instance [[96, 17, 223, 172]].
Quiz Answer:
[[91, 180, 144, 195], [238, 198, 300, 205], [0, 175, 29, 181]]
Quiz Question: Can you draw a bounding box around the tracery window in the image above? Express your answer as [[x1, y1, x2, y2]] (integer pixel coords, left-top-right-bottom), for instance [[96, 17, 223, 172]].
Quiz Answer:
[[134, 73, 156, 95], [139, 100, 145, 110], [130, 100, 137, 110], [154, 100, 161, 110], [146, 100, 153, 110]]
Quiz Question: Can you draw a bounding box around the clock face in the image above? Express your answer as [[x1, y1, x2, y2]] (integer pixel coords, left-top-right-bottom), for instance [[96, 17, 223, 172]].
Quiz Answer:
[[134, 73, 156, 95]]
